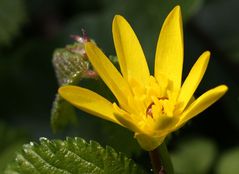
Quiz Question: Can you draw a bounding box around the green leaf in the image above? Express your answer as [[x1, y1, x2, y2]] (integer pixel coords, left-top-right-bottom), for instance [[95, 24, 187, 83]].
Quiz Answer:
[[0, 0, 27, 45], [216, 147, 239, 174], [51, 43, 90, 133], [52, 44, 90, 86], [5, 137, 147, 174], [51, 42, 119, 133], [171, 137, 217, 174]]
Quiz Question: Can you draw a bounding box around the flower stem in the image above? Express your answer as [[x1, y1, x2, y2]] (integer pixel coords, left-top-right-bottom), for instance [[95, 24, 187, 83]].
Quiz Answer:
[[149, 142, 174, 174]]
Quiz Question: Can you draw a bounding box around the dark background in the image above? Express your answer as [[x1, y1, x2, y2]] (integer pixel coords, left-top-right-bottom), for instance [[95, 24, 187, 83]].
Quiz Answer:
[[0, 0, 239, 173]]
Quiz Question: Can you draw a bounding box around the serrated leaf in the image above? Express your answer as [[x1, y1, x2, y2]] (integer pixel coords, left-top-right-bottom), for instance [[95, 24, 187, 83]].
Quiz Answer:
[[5, 137, 147, 174], [51, 41, 119, 133], [52, 44, 89, 86], [171, 137, 217, 174], [51, 42, 90, 133], [0, 0, 27, 45], [216, 147, 239, 174]]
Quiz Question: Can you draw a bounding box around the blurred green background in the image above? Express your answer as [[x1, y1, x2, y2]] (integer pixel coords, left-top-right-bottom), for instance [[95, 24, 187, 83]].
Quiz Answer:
[[0, 0, 239, 173]]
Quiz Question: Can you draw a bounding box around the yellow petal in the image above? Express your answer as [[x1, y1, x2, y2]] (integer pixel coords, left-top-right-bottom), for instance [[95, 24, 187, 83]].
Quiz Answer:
[[113, 103, 143, 133], [85, 42, 132, 108], [154, 6, 183, 91], [178, 85, 228, 126], [177, 51, 210, 112], [114, 113, 142, 133], [135, 133, 166, 151], [113, 15, 150, 85], [58, 85, 120, 124]]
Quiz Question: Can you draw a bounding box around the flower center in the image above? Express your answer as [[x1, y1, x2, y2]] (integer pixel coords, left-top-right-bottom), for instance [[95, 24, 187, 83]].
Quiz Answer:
[[146, 97, 168, 118], [146, 103, 154, 118]]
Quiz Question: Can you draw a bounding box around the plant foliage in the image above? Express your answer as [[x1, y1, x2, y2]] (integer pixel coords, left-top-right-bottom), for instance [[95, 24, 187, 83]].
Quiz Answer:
[[5, 137, 147, 174]]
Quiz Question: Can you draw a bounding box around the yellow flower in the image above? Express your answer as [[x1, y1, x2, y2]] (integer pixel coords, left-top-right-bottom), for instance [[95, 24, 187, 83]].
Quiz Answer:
[[58, 6, 228, 151]]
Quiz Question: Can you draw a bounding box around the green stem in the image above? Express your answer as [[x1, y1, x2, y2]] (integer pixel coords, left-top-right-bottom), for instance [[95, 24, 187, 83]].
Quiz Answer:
[[149, 142, 174, 174]]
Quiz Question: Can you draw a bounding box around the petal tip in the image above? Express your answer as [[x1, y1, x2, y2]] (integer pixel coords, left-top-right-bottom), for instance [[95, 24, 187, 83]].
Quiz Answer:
[[172, 5, 181, 14], [204, 50, 211, 57], [219, 85, 228, 93], [201, 51, 211, 62], [114, 14, 123, 19], [113, 15, 125, 24], [168, 6, 182, 23]]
